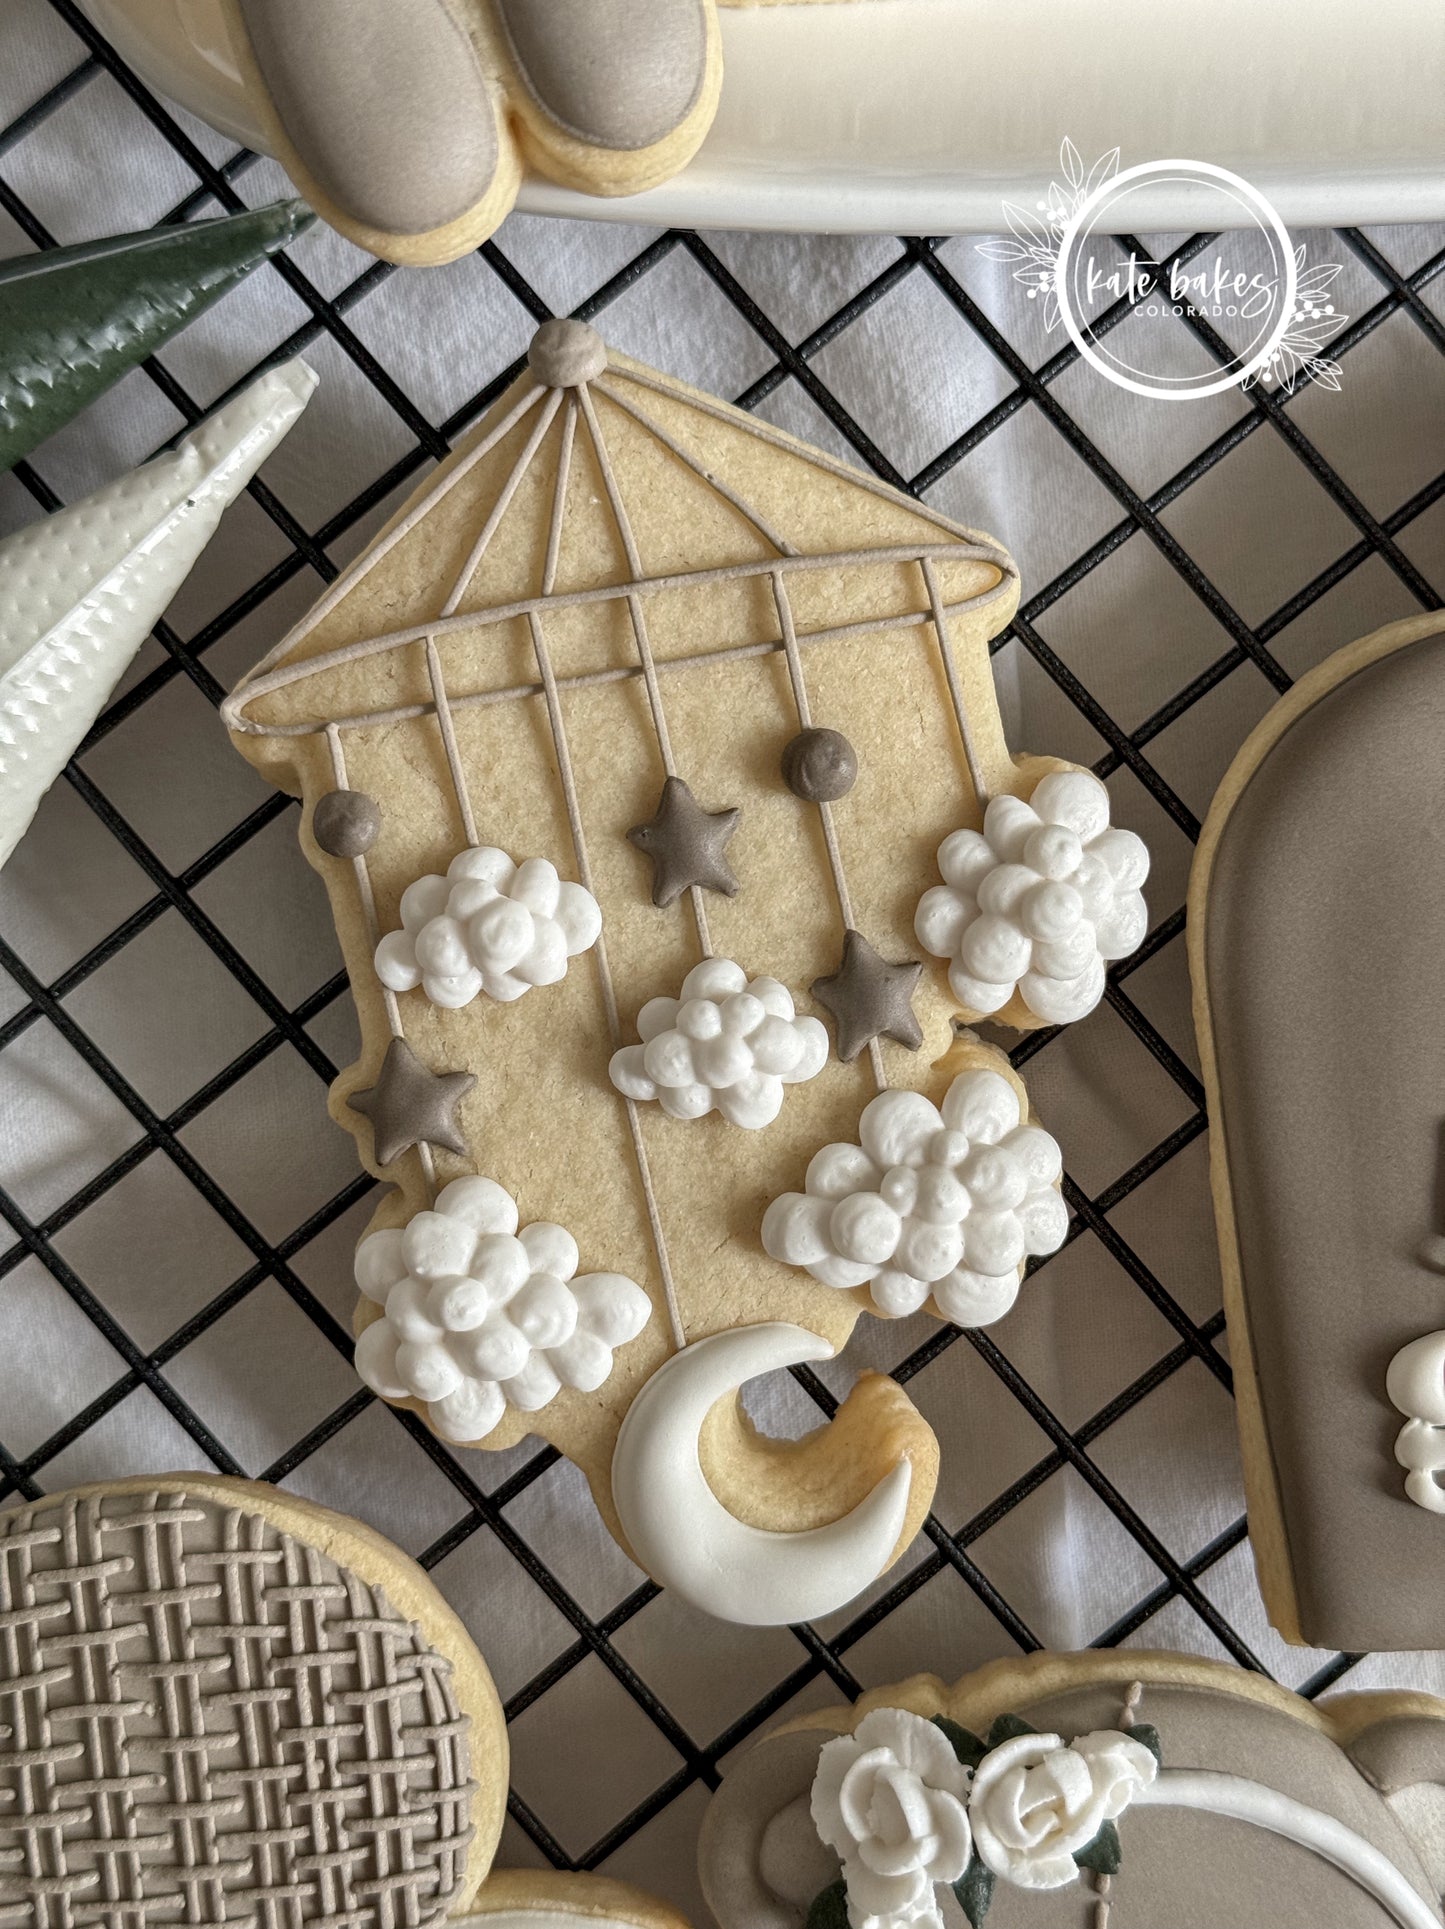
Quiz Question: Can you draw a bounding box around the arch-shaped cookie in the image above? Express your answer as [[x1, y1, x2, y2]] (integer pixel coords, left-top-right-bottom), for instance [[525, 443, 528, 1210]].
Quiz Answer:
[[1190, 610, 1445, 1650]]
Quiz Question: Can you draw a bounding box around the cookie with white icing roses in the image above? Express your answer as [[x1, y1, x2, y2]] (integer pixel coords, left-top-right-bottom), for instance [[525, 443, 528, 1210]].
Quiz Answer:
[[224, 319, 1147, 1627], [1190, 608, 1445, 1655], [699, 1650, 1445, 1929]]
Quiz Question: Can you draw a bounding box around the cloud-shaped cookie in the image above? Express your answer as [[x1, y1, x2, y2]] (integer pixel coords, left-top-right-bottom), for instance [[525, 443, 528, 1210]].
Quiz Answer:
[[353, 1175, 650, 1442], [914, 771, 1148, 1025], [762, 1068, 1066, 1322], [609, 958, 829, 1128], [374, 846, 601, 1008]]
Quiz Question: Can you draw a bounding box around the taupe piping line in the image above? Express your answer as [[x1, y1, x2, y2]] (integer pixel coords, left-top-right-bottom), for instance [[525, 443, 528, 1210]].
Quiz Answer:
[[768, 566, 888, 1098], [424, 388, 566, 849], [528, 395, 685, 1353], [224, 378, 549, 703], [591, 372, 798, 557], [220, 354, 1012, 720], [1092, 1680, 1146, 1928], [224, 540, 1018, 731], [574, 376, 715, 961], [225, 583, 1014, 741]]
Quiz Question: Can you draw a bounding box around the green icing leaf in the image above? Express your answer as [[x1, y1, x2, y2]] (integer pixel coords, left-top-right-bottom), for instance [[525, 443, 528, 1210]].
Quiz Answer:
[[984, 1712, 1037, 1747], [0, 198, 314, 474], [931, 1714, 988, 1768], [952, 1854, 995, 1927], [1073, 1818, 1122, 1876], [806, 1879, 850, 1929], [1127, 1720, 1163, 1766]]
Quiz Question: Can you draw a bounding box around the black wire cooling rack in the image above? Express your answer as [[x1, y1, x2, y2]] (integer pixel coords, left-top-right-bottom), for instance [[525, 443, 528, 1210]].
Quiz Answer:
[[5, 0, 1445, 1904]]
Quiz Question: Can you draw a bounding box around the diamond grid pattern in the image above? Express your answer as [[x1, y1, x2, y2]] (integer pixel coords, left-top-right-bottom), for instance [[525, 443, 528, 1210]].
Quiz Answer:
[[4, 0, 1445, 1914]]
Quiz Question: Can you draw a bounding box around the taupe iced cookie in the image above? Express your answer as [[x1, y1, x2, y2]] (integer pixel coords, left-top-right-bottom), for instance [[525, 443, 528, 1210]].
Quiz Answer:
[[220, 0, 721, 264], [0, 1475, 501, 1927], [1190, 610, 1445, 1650], [223, 320, 1147, 1626], [700, 1651, 1445, 1929]]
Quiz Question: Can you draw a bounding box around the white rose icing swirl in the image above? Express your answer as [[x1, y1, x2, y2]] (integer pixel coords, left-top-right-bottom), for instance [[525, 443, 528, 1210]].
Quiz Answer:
[[914, 770, 1149, 1025], [811, 1708, 972, 1929], [761, 1069, 1066, 1322], [967, 1729, 1157, 1890], [352, 1175, 650, 1441], [609, 957, 829, 1129], [374, 846, 601, 1008]]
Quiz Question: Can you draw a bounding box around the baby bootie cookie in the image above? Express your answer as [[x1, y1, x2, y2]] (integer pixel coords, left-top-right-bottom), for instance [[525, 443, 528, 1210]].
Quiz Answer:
[[1191, 609, 1445, 1652], [224, 319, 1148, 1625], [700, 1650, 1445, 1929], [220, 0, 720, 264]]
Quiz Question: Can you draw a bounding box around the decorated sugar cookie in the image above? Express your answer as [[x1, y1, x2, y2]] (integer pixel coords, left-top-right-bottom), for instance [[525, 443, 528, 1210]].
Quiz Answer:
[[215, 0, 722, 265], [0, 1475, 691, 1929], [1190, 608, 1445, 1652], [225, 318, 1146, 1625], [700, 1651, 1445, 1929]]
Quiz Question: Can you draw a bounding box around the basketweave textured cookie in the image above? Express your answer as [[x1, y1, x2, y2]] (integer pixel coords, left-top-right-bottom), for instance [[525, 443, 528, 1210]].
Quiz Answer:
[[0, 1475, 499, 1929], [699, 1651, 1445, 1929], [1189, 610, 1445, 1653], [223, 318, 1150, 1627]]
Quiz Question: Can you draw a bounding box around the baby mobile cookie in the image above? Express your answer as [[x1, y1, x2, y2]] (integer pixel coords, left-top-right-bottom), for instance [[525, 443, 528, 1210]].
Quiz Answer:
[[225, 318, 1147, 1625]]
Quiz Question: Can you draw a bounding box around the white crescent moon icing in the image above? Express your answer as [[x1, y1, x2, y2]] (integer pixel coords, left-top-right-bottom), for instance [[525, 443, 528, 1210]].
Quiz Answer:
[[610, 1322, 913, 1626]]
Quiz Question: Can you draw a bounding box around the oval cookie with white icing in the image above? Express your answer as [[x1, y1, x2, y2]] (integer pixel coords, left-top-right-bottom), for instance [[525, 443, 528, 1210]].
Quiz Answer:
[[700, 1652, 1445, 1929]]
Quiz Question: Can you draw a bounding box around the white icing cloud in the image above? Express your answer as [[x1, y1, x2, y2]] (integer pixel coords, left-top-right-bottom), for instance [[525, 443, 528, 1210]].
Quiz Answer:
[[374, 847, 601, 1009], [609, 957, 828, 1129], [914, 771, 1149, 1026], [352, 1174, 650, 1443], [761, 1068, 1066, 1322]]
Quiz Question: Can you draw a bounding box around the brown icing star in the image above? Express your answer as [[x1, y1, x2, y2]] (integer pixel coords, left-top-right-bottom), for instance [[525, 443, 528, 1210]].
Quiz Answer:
[[348, 1038, 475, 1166], [812, 929, 923, 1062], [627, 775, 740, 908]]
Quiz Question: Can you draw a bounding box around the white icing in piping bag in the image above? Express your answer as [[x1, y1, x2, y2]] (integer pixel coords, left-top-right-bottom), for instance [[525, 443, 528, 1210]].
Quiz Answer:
[[0, 359, 316, 871], [611, 1321, 913, 1626]]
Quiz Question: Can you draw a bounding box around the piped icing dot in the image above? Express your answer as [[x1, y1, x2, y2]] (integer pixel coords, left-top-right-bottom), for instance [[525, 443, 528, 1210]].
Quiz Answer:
[[781, 726, 858, 803], [527, 316, 607, 388], [312, 787, 381, 858]]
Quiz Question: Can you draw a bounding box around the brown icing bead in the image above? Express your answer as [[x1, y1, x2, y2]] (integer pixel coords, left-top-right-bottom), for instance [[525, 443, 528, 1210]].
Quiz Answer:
[[527, 317, 607, 389], [782, 727, 857, 803], [313, 787, 381, 857]]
